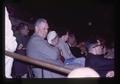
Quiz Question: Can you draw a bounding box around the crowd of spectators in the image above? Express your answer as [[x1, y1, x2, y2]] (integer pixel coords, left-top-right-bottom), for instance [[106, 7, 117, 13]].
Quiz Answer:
[[5, 7, 114, 78]]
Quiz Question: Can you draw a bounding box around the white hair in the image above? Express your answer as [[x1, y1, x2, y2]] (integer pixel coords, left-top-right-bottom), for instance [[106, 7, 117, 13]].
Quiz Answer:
[[35, 18, 47, 28]]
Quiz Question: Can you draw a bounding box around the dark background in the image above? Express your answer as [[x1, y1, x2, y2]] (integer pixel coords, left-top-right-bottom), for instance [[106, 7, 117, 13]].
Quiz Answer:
[[5, 0, 115, 42]]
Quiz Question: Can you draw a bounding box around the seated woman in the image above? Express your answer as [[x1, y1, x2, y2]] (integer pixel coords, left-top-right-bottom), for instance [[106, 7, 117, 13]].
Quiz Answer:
[[47, 30, 85, 68]]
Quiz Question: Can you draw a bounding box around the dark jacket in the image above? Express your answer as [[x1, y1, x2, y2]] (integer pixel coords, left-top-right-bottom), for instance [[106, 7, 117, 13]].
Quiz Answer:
[[69, 47, 86, 58], [12, 33, 30, 77], [85, 53, 114, 77]]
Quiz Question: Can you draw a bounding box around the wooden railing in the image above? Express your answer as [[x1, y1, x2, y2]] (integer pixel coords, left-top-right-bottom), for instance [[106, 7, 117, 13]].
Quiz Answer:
[[5, 51, 72, 75]]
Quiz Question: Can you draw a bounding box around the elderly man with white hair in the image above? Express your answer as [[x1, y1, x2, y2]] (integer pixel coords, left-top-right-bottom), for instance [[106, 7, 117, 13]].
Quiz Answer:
[[5, 7, 17, 78], [27, 18, 66, 78]]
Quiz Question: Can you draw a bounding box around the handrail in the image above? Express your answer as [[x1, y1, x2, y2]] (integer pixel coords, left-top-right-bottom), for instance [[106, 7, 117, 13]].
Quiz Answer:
[[5, 51, 72, 75]]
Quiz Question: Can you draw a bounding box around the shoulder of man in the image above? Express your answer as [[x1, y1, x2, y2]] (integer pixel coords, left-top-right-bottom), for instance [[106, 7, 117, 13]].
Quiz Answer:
[[29, 34, 42, 42]]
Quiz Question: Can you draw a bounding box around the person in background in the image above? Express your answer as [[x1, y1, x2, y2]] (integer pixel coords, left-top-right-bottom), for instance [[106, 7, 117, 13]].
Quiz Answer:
[[27, 18, 65, 78], [56, 29, 75, 60], [47, 30, 65, 62], [47, 30, 85, 67], [67, 32, 85, 58], [85, 39, 114, 77], [104, 41, 114, 59], [97, 37, 114, 59], [77, 41, 88, 57], [11, 23, 30, 78], [5, 7, 17, 78], [14, 23, 30, 55], [67, 32, 78, 47]]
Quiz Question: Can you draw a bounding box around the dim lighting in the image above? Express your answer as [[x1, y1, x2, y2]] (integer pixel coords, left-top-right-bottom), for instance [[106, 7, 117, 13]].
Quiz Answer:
[[88, 21, 92, 26]]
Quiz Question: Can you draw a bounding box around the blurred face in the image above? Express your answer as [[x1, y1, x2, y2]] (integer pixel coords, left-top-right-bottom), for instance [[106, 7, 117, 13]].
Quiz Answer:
[[20, 25, 29, 36], [89, 44, 106, 55], [51, 36, 59, 46], [38, 22, 49, 38], [68, 35, 76, 45], [62, 32, 69, 42]]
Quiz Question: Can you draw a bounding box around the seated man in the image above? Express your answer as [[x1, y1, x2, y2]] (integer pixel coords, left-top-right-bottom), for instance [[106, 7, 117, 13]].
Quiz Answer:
[[27, 18, 65, 78], [47, 30, 85, 67], [85, 40, 114, 77]]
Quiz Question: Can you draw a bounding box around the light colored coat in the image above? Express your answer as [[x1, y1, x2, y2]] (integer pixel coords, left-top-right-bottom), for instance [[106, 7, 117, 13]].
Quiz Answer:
[[5, 7, 17, 78]]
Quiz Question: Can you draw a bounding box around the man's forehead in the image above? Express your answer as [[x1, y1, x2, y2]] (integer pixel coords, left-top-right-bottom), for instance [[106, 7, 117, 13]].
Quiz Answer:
[[39, 22, 47, 25], [38, 22, 49, 28]]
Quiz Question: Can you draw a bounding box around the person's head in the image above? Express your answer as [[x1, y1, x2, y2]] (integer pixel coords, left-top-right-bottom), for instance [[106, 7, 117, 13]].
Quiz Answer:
[[96, 38, 106, 46], [67, 67, 100, 78], [47, 31, 59, 46], [57, 28, 69, 42], [17, 23, 29, 36], [77, 41, 86, 48], [35, 18, 49, 38], [68, 32, 77, 46], [88, 42, 106, 55]]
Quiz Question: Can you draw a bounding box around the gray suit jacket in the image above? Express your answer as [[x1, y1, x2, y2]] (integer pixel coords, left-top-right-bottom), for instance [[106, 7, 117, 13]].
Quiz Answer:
[[27, 33, 65, 78], [56, 39, 75, 60]]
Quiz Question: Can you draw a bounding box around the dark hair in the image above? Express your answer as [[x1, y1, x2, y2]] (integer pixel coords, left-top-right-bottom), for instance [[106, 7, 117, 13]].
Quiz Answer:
[[17, 23, 28, 30], [56, 28, 69, 37], [69, 31, 75, 37], [68, 31, 80, 44], [34, 18, 47, 27]]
